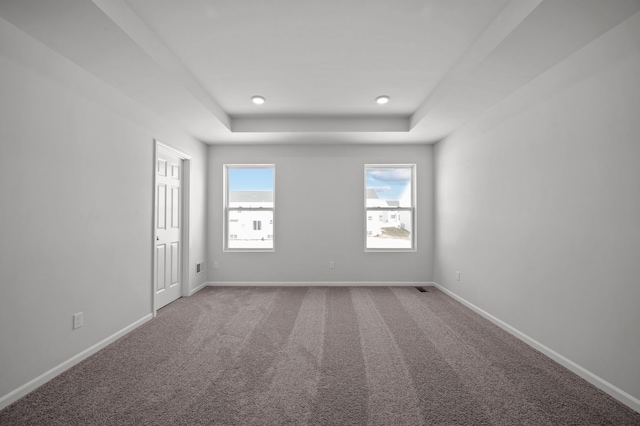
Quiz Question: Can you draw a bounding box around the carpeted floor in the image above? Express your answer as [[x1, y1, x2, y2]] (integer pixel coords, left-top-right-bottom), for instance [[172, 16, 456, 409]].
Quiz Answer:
[[1, 286, 639, 425]]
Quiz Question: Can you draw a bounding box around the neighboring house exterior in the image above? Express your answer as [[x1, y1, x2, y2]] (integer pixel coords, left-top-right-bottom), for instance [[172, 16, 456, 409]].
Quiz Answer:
[[228, 191, 274, 246], [227, 189, 411, 248], [365, 189, 412, 237]]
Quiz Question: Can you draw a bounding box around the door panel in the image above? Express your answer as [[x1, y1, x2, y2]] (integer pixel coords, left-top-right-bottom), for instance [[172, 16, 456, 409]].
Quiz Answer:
[[170, 242, 179, 285], [157, 159, 167, 176], [157, 184, 166, 230], [171, 187, 180, 228], [156, 244, 166, 292]]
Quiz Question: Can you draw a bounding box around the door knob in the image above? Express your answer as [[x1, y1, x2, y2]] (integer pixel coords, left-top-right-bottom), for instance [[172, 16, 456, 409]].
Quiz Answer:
[[156, 236, 159, 241]]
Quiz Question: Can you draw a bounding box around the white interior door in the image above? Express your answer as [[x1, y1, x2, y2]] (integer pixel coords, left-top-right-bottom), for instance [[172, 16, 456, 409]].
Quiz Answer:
[[155, 149, 182, 309]]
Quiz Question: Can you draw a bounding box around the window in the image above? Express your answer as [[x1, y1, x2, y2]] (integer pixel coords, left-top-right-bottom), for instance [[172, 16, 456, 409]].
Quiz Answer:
[[365, 165, 415, 251], [224, 165, 275, 251]]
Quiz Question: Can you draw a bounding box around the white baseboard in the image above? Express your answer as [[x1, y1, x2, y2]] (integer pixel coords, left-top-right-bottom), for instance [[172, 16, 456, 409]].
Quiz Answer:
[[205, 281, 435, 287], [0, 313, 153, 411], [433, 283, 640, 414], [188, 281, 208, 296]]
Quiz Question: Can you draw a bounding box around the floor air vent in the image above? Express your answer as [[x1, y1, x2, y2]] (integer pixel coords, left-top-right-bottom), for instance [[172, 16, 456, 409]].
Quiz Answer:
[[415, 287, 428, 293]]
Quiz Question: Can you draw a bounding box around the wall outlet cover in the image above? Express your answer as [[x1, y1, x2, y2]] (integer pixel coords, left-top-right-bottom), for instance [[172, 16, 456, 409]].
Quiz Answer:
[[73, 312, 83, 330]]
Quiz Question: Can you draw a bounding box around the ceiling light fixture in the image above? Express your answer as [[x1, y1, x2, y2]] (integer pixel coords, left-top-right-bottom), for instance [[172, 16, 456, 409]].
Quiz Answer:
[[252, 95, 265, 105], [375, 95, 390, 105]]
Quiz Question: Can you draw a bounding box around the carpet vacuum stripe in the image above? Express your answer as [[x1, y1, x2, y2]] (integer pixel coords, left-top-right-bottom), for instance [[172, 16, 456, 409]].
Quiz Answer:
[[310, 287, 369, 425], [255, 287, 327, 424], [179, 287, 308, 425], [370, 287, 492, 424], [390, 287, 554, 425], [350, 288, 424, 425]]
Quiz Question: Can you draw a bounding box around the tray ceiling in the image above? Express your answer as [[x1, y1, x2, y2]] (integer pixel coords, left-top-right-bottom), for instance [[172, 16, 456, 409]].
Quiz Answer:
[[1, 0, 639, 144]]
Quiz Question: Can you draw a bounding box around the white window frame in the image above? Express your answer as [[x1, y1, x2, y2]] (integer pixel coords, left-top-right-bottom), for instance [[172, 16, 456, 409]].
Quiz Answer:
[[224, 164, 275, 252], [364, 164, 416, 252]]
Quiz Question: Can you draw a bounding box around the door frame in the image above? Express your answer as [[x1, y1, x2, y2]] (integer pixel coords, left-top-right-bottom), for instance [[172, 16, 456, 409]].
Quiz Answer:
[[152, 139, 192, 316]]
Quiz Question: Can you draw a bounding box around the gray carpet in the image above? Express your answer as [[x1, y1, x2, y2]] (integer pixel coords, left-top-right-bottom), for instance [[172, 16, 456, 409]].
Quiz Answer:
[[1, 286, 639, 425]]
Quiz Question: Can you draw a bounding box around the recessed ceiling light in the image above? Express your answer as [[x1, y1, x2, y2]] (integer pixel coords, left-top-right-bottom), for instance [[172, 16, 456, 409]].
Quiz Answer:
[[375, 95, 390, 104], [252, 95, 265, 105]]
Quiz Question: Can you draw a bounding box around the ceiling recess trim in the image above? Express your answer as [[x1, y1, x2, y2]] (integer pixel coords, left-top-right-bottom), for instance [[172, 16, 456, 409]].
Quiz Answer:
[[231, 117, 410, 133]]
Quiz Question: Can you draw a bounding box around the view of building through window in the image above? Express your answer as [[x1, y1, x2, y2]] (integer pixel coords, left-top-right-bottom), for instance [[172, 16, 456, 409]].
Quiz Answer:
[[225, 165, 275, 250], [224, 164, 413, 251], [365, 165, 415, 250]]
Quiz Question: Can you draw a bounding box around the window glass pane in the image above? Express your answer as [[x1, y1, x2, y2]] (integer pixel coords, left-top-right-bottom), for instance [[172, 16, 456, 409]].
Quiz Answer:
[[225, 165, 275, 251], [227, 210, 274, 249], [228, 167, 274, 208], [365, 165, 414, 250], [366, 210, 413, 249], [365, 167, 412, 208]]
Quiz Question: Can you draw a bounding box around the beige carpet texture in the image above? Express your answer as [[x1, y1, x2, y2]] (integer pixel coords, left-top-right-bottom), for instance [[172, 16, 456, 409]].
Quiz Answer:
[[1, 286, 639, 425]]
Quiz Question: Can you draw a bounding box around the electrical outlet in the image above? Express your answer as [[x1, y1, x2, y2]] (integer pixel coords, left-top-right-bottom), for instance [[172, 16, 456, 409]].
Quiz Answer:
[[329, 261, 335, 269], [213, 261, 219, 269], [73, 312, 83, 330], [456, 271, 461, 281]]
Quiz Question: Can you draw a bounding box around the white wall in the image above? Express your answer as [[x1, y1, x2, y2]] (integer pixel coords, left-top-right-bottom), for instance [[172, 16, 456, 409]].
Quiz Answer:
[[208, 144, 434, 284], [0, 17, 208, 404], [434, 11, 640, 406]]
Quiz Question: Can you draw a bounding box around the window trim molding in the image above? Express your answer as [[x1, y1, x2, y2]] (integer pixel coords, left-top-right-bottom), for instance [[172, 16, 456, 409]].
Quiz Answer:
[[364, 164, 417, 252], [223, 164, 276, 252]]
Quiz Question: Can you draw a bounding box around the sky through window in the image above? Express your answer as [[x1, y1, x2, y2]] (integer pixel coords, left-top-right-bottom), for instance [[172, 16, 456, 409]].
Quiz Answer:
[[366, 167, 411, 201], [228, 167, 274, 191]]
